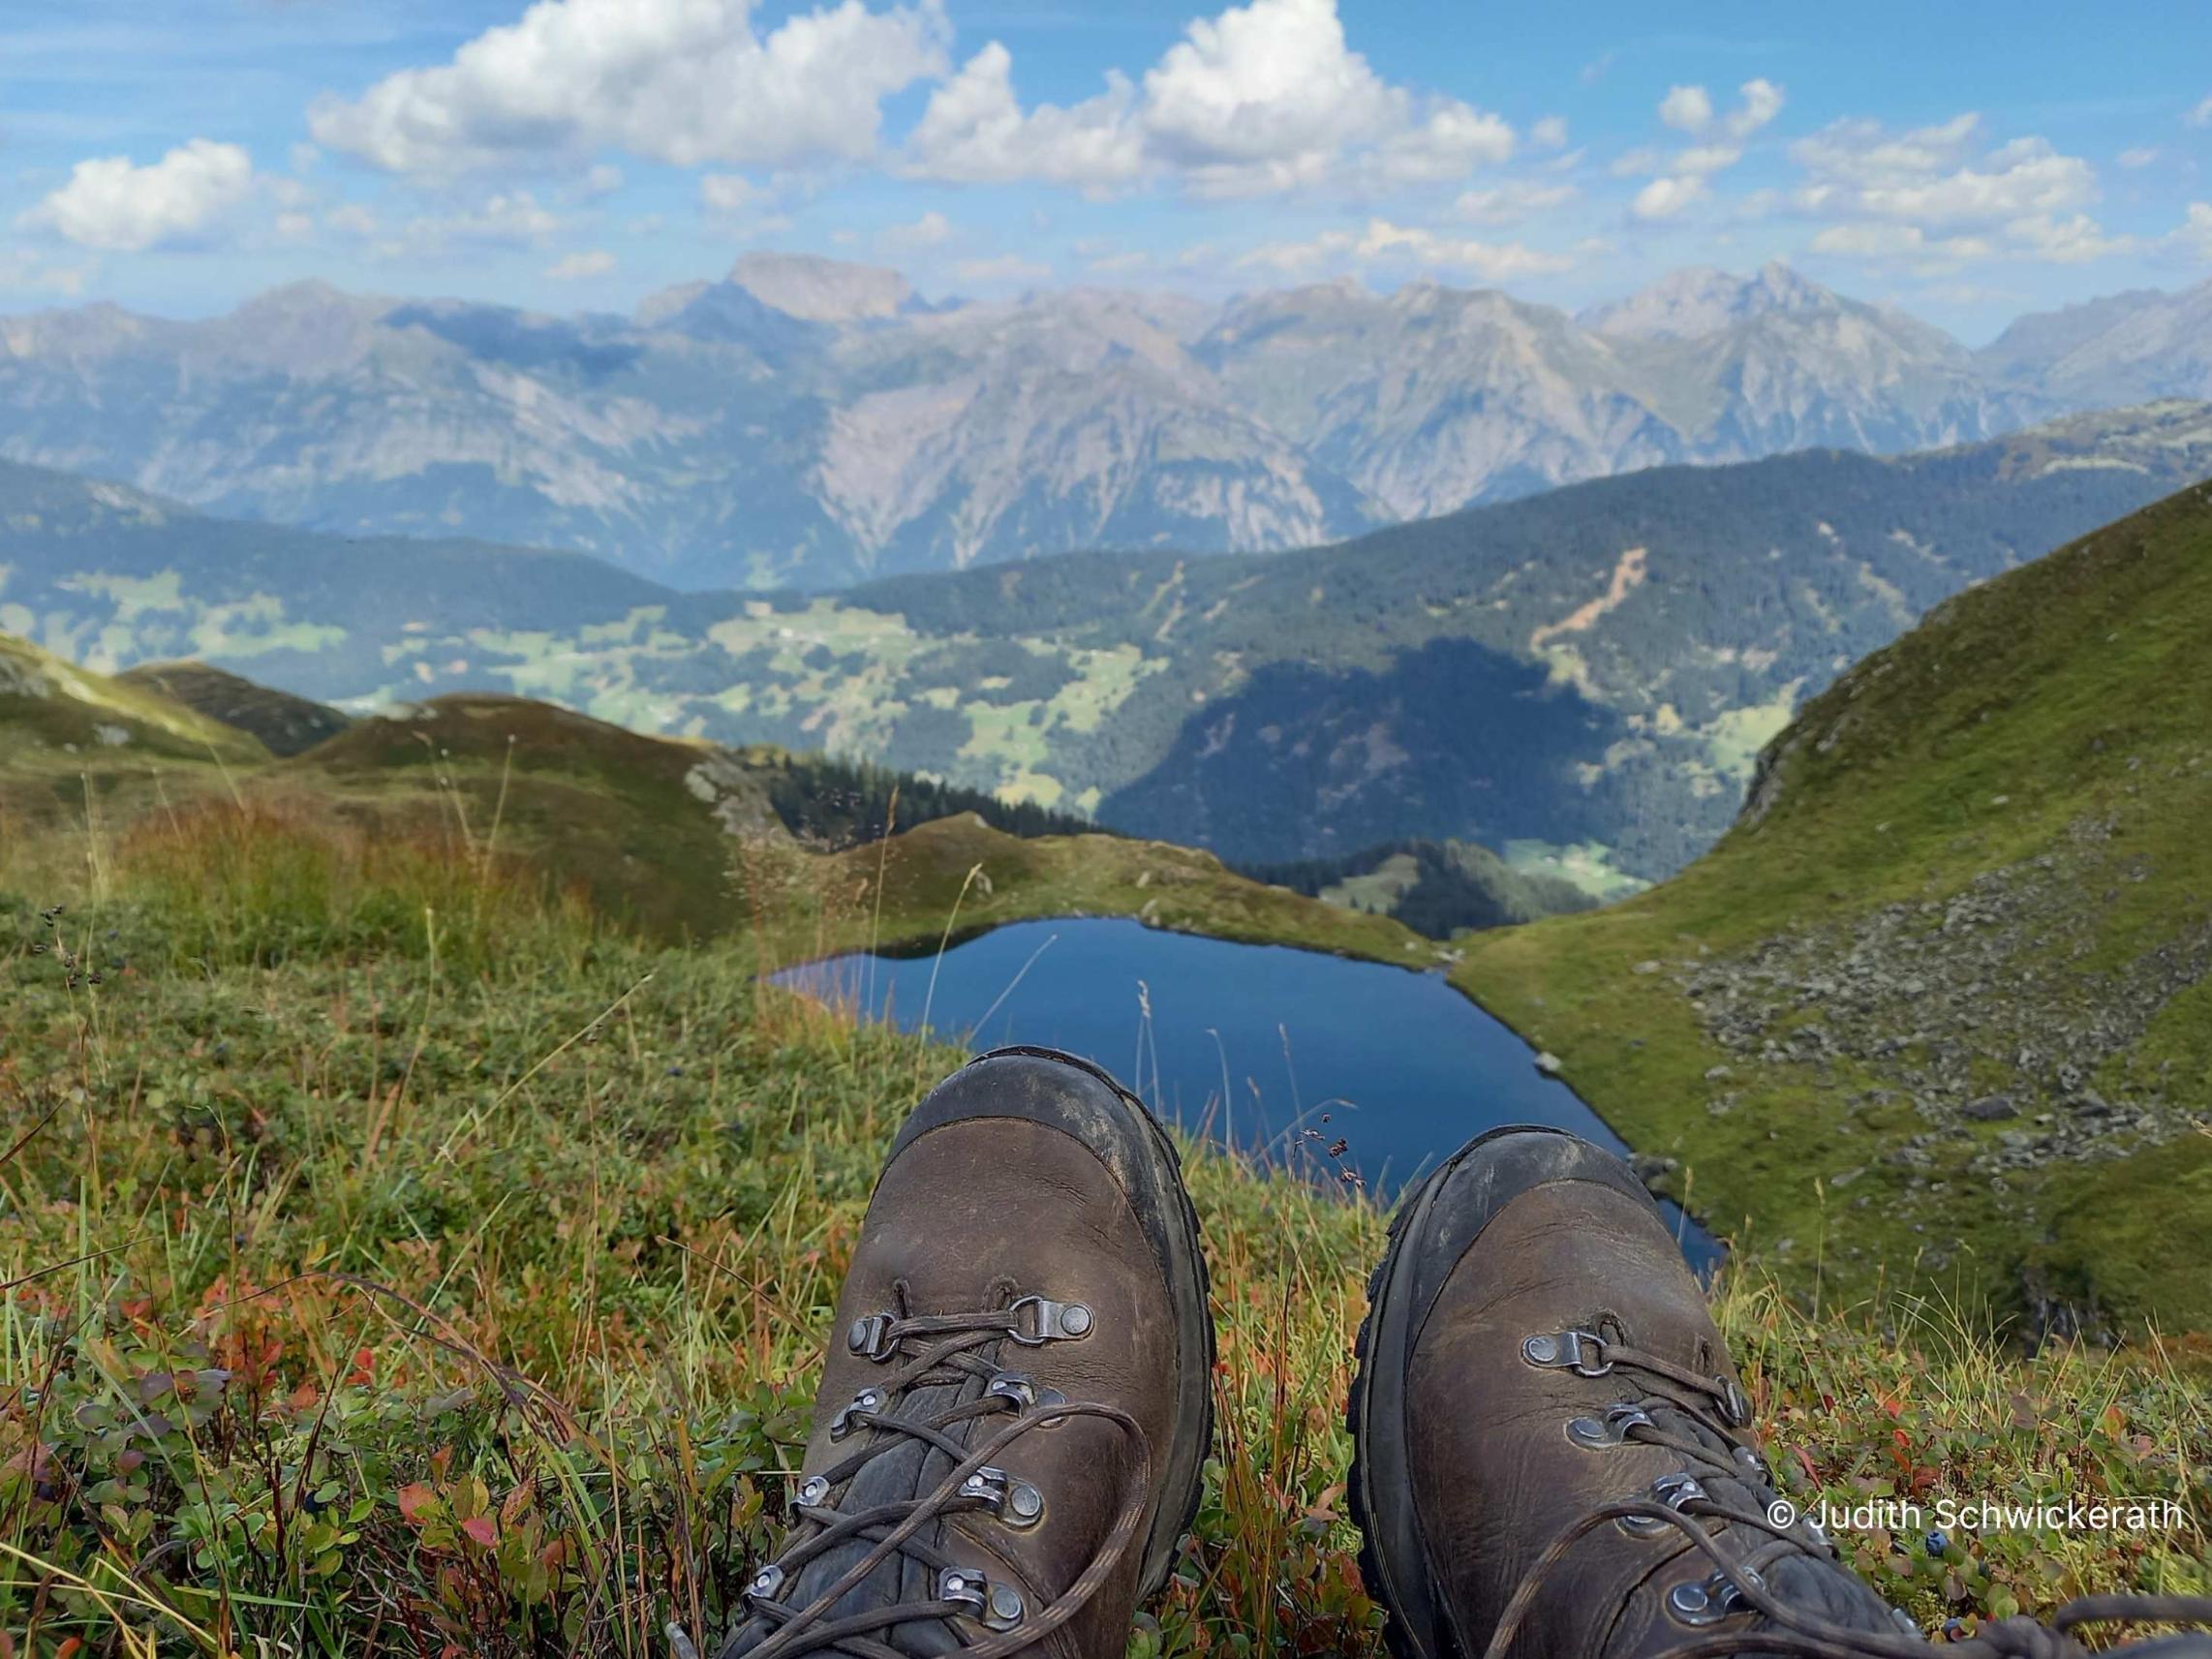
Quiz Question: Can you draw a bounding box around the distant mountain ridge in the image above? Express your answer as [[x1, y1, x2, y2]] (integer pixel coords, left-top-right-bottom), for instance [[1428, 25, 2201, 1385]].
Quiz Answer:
[[1578, 262, 1844, 339], [1974, 281, 2212, 406], [5, 256, 2207, 590], [7, 402, 2210, 886]]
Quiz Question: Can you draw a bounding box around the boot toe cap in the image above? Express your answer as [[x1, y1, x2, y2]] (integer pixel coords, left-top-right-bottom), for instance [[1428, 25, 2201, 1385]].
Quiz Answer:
[[1402, 1126, 1660, 1329], [892, 1046, 1186, 1261]]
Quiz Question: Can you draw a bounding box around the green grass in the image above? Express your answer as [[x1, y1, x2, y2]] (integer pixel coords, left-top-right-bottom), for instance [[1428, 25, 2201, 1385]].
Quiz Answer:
[[0, 635, 265, 775], [1457, 481, 2212, 1333], [115, 661, 353, 758], [9, 634, 1453, 968], [796, 813, 1446, 969], [0, 805, 2203, 1657]]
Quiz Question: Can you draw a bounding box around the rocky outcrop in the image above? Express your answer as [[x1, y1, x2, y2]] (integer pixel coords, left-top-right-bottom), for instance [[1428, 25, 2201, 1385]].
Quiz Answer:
[[1672, 817, 2211, 1188]]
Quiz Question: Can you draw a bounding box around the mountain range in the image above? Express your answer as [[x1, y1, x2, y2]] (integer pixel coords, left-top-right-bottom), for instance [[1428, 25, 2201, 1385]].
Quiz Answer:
[[5, 256, 2211, 591], [8, 401, 2210, 882]]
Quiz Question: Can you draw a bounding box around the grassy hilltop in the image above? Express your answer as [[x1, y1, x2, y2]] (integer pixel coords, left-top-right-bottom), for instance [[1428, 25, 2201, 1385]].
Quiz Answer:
[[1458, 481, 2212, 1335], [0, 644, 1429, 969]]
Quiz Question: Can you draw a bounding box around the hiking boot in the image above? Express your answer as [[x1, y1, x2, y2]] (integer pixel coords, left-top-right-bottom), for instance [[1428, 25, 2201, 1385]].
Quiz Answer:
[[1348, 1125, 2212, 1659], [720, 1046, 1214, 1659]]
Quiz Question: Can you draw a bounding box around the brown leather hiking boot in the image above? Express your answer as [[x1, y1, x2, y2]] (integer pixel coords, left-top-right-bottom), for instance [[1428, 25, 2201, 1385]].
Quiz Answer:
[[1349, 1125, 2212, 1659], [720, 1047, 1214, 1659]]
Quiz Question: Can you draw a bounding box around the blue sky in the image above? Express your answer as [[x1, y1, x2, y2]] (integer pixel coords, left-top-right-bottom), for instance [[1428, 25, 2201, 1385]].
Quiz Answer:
[[2, 0, 2207, 341]]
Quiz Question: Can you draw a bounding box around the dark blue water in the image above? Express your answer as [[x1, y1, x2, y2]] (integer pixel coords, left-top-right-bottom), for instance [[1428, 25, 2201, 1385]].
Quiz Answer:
[[775, 917, 1717, 1270]]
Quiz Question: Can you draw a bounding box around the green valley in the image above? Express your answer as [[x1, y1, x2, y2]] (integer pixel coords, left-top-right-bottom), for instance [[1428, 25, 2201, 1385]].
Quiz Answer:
[[6, 404, 2211, 891]]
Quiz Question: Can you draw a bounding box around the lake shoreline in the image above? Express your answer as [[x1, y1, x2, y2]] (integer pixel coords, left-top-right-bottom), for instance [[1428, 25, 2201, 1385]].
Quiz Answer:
[[771, 911, 1721, 1271]]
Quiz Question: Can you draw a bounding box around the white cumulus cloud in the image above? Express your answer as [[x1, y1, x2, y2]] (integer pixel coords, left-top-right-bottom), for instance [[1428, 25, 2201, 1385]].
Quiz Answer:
[[1791, 113, 2122, 266], [2003, 212, 2133, 263], [1796, 113, 2140, 270], [1631, 174, 1708, 220], [1368, 103, 1516, 187], [20, 138, 256, 252], [1673, 143, 1743, 177], [906, 43, 1144, 188], [1729, 79, 1784, 138], [546, 249, 618, 278], [1140, 0, 1402, 189], [908, 0, 1514, 198], [310, 0, 949, 175], [1659, 84, 1714, 134], [1615, 80, 1780, 220], [880, 209, 954, 248], [701, 174, 768, 212], [1238, 216, 1571, 280], [407, 191, 566, 247], [2173, 201, 2212, 261]]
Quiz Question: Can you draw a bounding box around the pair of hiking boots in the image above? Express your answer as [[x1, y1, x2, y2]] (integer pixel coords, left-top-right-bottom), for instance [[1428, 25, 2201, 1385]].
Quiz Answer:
[[720, 1047, 2209, 1659]]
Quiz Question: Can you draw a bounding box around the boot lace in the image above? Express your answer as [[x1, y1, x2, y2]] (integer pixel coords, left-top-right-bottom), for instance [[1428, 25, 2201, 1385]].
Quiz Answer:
[[724, 1282, 1152, 1659], [1487, 1324, 2212, 1659]]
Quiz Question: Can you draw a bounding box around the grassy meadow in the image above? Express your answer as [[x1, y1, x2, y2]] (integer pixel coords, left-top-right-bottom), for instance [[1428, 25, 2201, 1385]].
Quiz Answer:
[[0, 800, 2206, 1657]]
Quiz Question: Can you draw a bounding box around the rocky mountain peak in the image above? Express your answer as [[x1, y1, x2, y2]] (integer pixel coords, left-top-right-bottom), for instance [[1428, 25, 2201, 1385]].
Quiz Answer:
[[649, 278, 820, 353], [233, 278, 369, 319], [1975, 279, 2212, 403], [633, 281, 714, 327], [2, 257, 2203, 591], [1582, 261, 1841, 341], [209, 280, 394, 375], [727, 253, 914, 323], [0, 299, 151, 359]]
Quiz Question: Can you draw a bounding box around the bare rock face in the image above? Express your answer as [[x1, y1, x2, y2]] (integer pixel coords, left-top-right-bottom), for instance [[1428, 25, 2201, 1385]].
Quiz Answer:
[[0, 643, 54, 699], [1580, 261, 1837, 341], [1673, 836, 2212, 1179], [1976, 280, 2212, 405], [683, 753, 783, 839], [1738, 730, 1801, 827], [728, 253, 914, 323]]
